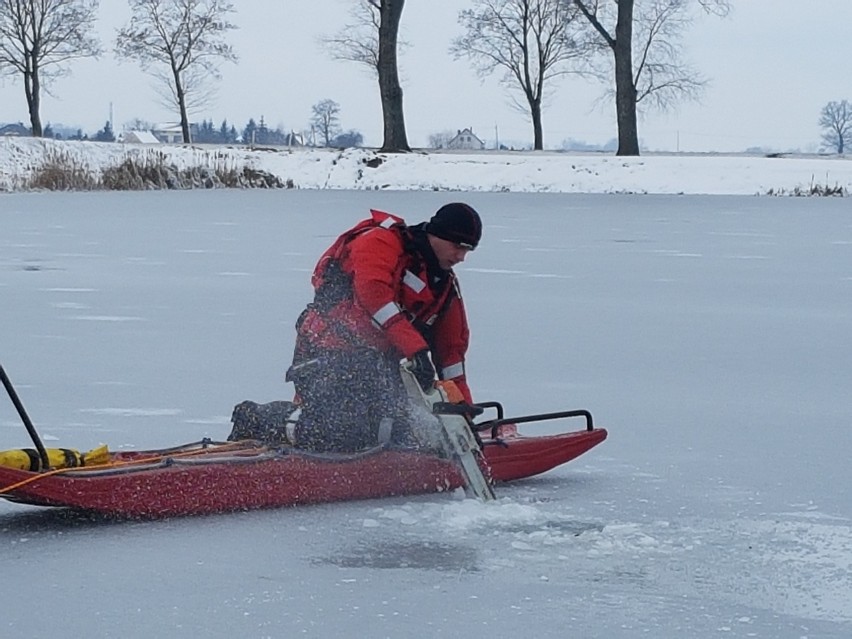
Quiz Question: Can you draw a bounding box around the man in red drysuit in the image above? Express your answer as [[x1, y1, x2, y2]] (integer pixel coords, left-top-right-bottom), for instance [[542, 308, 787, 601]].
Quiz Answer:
[[286, 202, 482, 452]]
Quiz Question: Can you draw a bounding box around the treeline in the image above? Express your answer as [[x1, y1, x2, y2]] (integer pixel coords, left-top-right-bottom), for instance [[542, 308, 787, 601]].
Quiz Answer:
[[7, 117, 365, 149], [4, 2, 848, 155]]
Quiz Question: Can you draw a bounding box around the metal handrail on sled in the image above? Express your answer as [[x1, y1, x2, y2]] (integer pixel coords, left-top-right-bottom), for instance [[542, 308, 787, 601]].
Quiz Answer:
[[471, 401, 595, 441]]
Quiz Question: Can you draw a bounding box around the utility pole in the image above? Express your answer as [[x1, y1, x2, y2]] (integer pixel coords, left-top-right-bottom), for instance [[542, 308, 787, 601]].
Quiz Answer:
[[494, 123, 499, 150]]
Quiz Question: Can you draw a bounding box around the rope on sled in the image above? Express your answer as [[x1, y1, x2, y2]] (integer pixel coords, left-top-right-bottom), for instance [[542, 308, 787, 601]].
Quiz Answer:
[[0, 440, 262, 495]]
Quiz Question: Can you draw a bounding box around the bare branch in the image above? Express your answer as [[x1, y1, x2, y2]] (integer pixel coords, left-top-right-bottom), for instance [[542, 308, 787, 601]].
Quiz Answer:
[[320, 0, 408, 77], [572, 0, 615, 48], [631, 0, 707, 109], [322, 0, 380, 72], [697, 0, 731, 18]]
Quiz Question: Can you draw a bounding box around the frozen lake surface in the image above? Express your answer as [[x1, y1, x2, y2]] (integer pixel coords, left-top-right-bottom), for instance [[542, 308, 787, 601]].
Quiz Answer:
[[1, 190, 851, 638]]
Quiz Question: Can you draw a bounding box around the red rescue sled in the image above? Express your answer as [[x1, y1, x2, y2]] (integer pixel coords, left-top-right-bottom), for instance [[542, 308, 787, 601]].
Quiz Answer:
[[0, 364, 607, 518]]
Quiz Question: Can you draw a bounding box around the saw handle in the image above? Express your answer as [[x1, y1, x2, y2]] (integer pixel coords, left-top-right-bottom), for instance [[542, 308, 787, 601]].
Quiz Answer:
[[431, 402, 484, 418]]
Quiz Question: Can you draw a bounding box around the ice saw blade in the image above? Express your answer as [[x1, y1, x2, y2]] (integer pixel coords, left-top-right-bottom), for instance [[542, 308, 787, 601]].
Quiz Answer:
[[400, 363, 496, 502]]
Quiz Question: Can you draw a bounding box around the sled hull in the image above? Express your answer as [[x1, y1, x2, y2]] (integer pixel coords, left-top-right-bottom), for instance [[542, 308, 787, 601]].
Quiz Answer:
[[0, 428, 607, 518]]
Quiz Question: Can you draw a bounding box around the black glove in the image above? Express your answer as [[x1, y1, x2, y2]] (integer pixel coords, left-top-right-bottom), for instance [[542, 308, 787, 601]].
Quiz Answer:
[[410, 349, 436, 392]]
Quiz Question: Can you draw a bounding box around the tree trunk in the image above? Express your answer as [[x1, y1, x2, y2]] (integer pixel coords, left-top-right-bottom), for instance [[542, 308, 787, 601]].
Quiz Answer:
[[25, 64, 43, 137], [613, 0, 639, 156], [377, 0, 410, 152], [173, 68, 191, 143], [531, 99, 544, 151]]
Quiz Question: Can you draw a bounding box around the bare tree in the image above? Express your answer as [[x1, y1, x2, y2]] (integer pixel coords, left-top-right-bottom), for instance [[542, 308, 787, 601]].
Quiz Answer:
[[0, 0, 101, 137], [819, 100, 852, 154], [311, 99, 342, 147], [322, 0, 410, 152], [573, 0, 730, 156], [124, 117, 154, 132], [452, 0, 586, 151], [115, 0, 237, 144]]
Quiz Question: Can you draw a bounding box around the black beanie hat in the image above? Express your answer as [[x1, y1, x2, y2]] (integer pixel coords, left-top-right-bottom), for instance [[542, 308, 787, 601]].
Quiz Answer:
[[425, 203, 482, 249]]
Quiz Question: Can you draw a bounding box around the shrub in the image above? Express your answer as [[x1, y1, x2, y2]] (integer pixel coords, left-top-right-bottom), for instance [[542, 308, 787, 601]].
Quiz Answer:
[[766, 176, 847, 197], [27, 149, 98, 190], [23, 148, 293, 191]]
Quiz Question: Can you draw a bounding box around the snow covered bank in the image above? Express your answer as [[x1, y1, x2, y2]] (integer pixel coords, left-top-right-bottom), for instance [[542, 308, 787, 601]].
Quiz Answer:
[[1, 136, 850, 195]]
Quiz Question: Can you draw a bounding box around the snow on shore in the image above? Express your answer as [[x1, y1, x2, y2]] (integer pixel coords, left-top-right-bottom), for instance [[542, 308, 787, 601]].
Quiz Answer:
[[1, 136, 850, 195]]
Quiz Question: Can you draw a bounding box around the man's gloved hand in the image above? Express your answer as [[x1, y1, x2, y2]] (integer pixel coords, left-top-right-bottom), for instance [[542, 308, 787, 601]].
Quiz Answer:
[[410, 349, 436, 392]]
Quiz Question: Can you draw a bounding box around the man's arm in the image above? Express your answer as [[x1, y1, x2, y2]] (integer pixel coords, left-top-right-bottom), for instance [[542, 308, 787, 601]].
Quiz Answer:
[[343, 230, 429, 358]]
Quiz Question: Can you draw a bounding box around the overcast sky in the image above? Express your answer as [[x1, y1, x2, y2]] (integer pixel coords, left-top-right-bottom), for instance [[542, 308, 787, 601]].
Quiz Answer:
[[0, 0, 849, 152]]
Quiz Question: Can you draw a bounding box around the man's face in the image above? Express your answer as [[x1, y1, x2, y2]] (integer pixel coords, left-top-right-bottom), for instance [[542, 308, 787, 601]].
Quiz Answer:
[[427, 234, 474, 270]]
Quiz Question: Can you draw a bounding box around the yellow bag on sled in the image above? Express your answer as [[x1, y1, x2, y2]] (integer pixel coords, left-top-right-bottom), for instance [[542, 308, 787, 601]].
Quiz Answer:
[[0, 444, 109, 472]]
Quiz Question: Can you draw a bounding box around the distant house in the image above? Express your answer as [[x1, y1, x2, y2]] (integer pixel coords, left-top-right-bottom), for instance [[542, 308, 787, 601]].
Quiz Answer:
[[284, 131, 304, 147], [122, 130, 161, 144], [447, 127, 485, 150], [151, 123, 190, 144], [0, 123, 31, 137]]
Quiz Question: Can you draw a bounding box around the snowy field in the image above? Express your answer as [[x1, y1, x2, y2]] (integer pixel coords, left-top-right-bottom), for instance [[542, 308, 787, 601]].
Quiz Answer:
[[1, 189, 851, 638]]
